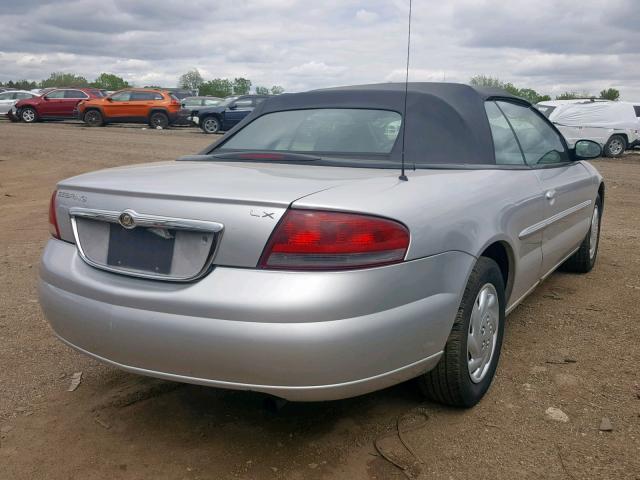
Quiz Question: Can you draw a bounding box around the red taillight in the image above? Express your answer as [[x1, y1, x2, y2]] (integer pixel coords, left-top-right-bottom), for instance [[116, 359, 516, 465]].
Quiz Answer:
[[48, 190, 60, 239], [259, 209, 410, 270]]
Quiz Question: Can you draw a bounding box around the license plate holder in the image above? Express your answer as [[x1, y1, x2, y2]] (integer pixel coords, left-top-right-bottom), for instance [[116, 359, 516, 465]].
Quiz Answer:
[[107, 224, 175, 274]]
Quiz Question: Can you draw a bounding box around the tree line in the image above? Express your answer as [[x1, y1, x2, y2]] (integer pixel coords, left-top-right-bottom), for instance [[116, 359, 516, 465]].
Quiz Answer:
[[1, 70, 620, 102], [469, 75, 621, 102], [0, 70, 286, 97], [178, 69, 285, 97], [0, 72, 131, 91]]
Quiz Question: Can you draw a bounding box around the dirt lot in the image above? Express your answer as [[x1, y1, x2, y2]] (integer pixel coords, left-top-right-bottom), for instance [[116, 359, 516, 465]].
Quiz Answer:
[[1, 120, 639, 480]]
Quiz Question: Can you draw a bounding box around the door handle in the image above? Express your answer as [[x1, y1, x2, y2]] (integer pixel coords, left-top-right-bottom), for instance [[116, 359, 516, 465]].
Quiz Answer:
[[545, 190, 556, 201]]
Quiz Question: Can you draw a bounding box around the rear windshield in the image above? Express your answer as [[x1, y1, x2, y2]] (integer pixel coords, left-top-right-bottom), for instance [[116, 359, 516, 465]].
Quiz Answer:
[[218, 109, 402, 155]]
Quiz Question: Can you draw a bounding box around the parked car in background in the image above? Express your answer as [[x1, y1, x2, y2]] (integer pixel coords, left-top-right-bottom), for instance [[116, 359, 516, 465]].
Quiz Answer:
[[174, 96, 224, 126], [41, 83, 604, 407], [29, 88, 55, 96], [181, 96, 223, 110], [536, 100, 640, 157], [162, 88, 198, 100], [0, 90, 38, 118], [631, 102, 640, 148], [11, 88, 103, 123], [77, 88, 182, 128], [190, 95, 268, 133]]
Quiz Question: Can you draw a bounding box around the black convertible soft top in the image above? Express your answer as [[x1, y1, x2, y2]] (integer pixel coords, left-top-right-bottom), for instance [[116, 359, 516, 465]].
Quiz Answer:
[[207, 83, 527, 166]]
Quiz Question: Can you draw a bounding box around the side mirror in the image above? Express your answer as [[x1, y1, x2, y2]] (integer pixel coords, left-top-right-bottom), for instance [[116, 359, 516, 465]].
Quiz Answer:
[[574, 139, 602, 160], [106, 97, 113, 102], [43, 96, 50, 101], [228, 104, 238, 110]]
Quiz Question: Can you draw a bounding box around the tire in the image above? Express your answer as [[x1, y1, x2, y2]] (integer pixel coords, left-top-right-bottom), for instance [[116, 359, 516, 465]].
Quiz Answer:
[[561, 194, 602, 273], [603, 135, 626, 158], [149, 111, 169, 129], [83, 109, 104, 127], [21, 107, 38, 123], [418, 257, 505, 408], [201, 116, 221, 134]]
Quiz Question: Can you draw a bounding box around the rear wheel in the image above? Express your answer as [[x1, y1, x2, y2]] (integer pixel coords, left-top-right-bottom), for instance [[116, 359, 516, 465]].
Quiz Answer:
[[201, 116, 221, 134], [562, 194, 602, 273], [603, 135, 626, 158], [149, 112, 169, 129], [21, 107, 38, 123], [84, 109, 104, 127], [418, 257, 505, 407]]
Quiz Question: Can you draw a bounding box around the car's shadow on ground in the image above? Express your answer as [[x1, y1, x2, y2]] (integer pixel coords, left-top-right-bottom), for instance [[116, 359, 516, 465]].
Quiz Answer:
[[61, 367, 448, 476], [89, 367, 435, 436]]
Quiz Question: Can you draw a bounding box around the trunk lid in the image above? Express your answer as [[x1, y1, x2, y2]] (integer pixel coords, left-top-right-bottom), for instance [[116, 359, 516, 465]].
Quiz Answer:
[[54, 160, 396, 272]]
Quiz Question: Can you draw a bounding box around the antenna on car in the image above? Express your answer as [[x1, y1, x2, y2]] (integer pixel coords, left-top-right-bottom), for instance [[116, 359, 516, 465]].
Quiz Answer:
[[399, 0, 412, 182]]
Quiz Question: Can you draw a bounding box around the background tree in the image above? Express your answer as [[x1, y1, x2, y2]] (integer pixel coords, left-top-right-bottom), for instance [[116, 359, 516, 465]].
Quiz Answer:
[[555, 91, 593, 100], [200, 78, 234, 97], [92, 73, 129, 90], [469, 75, 504, 89], [1, 79, 38, 90], [40, 72, 89, 88], [232, 77, 252, 95], [599, 88, 620, 101], [179, 69, 204, 91], [255, 85, 285, 95], [470, 75, 550, 104]]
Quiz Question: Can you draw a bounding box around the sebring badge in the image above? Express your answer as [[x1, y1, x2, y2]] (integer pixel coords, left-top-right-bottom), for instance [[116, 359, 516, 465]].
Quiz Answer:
[[118, 212, 136, 229]]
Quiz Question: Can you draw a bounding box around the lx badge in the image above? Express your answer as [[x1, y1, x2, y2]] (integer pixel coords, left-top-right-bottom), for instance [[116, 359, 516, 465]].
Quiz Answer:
[[250, 209, 275, 219]]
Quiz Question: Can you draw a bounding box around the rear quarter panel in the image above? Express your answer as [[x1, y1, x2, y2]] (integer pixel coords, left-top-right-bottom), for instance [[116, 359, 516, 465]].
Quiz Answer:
[[294, 168, 548, 306]]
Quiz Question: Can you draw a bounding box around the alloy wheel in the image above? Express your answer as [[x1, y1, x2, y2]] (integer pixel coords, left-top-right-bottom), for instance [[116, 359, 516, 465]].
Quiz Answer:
[[607, 139, 624, 156], [22, 109, 35, 122], [203, 118, 220, 133]]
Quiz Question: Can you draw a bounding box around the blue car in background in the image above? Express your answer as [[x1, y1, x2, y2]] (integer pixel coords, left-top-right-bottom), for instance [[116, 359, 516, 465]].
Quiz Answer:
[[190, 95, 268, 134]]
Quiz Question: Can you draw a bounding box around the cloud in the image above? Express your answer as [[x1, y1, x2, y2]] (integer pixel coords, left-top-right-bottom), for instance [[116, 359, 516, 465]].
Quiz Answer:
[[0, 0, 638, 100], [288, 61, 347, 76], [355, 9, 379, 23]]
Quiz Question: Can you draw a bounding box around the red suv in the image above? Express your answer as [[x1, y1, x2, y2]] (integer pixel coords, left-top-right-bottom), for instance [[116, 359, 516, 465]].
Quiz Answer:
[[12, 88, 103, 123]]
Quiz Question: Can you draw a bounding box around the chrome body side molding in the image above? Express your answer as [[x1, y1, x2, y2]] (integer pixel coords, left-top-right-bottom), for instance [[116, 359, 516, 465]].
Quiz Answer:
[[518, 200, 592, 239]]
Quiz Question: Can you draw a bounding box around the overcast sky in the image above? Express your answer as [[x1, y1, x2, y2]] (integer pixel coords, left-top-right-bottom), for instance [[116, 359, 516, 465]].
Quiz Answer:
[[1, 0, 638, 100]]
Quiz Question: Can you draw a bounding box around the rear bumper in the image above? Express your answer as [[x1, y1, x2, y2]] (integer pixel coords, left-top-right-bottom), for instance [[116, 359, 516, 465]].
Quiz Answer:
[[39, 239, 473, 401]]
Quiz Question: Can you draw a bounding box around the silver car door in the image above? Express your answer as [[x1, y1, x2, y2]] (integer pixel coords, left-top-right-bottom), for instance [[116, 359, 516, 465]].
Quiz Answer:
[[497, 101, 595, 276], [484, 101, 545, 307], [532, 164, 594, 276]]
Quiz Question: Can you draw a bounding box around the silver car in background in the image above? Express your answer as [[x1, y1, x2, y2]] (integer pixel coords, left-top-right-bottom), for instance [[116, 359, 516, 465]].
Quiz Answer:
[[0, 89, 37, 116], [39, 83, 604, 407]]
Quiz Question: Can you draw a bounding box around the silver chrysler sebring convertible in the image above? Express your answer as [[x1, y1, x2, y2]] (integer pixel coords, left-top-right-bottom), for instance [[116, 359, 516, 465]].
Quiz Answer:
[[40, 83, 604, 407]]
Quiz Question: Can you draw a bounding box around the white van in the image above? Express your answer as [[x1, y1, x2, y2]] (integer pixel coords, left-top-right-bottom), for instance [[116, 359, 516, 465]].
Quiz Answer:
[[536, 100, 640, 157]]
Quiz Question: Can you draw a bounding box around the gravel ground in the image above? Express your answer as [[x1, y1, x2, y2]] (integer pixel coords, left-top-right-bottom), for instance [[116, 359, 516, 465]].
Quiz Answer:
[[1, 120, 639, 480]]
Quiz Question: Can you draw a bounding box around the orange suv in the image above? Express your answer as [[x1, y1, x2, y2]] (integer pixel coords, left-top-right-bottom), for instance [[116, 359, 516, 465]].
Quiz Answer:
[[78, 89, 182, 128]]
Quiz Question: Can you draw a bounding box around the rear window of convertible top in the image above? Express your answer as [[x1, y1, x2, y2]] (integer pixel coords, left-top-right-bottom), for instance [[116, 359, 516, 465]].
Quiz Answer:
[[218, 109, 402, 155]]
